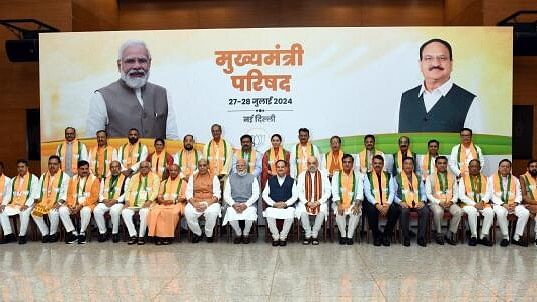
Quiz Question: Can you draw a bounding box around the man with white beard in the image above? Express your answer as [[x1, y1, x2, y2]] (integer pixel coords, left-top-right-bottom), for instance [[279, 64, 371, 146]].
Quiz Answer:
[[86, 39, 178, 139]]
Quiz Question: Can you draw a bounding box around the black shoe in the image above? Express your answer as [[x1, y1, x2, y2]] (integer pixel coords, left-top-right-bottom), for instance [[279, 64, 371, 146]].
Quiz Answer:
[[112, 233, 120, 243], [98, 234, 107, 242], [78, 234, 87, 244], [500, 239, 509, 247], [302, 238, 311, 245], [241, 236, 250, 244], [478, 237, 493, 247], [382, 236, 391, 247], [137, 237, 145, 245], [272, 240, 279, 247], [206, 236, 214, 243], [127, 236, 137, 245], [403, 237, 410, 247], [409, 230, 416, 238], [233, 237, 242, 244], [311, 238, 320, 245], [346, 238, 354, 245], [279, 240, 287, 247], [435, 235, 444, 245], [445, 235, 457, 246], [18, 235, 27, 245], [417, 238, 426, 247], [469, 237, 477, 246], [373, 237, 382, 247], [49, 233, 59, 242], [162, 239, 171, 245], [192, 234, 201, 243], [339, 237, 347, 245], [512, 238, 528, 247], [0, 233, 16, 244], [41, 235, 50, 243], [66, 232, 78, 244]]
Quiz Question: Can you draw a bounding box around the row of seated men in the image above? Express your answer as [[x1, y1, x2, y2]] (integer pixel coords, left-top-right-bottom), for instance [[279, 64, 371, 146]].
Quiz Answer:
[[0, 150, 535, 248]]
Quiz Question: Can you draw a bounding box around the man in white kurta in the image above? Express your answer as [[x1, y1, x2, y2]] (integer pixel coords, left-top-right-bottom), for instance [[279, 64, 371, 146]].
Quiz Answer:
[[55, 127, 88, 177], [458, 159, 493, 246], [184, 159, 222, 243], [449, 128, 485, 178], [262, 159, 298, 246], [122, 161, 160, 245], [31, 155, 70, 243], [223, 159, 259, 244], [117, 128, 149, 177], [0, 160, 39, 244], [331, 154, 363, 245], [296, 156, 331, 245], [93, 160, 128, 243], [426, 155, 461, 245], [489, 159, 529, 246], [290, 128, 322, 178]]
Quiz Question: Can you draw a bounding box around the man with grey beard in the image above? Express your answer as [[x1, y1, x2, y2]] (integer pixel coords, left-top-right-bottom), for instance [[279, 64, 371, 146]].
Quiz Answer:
[[86, 39, 178, 139]]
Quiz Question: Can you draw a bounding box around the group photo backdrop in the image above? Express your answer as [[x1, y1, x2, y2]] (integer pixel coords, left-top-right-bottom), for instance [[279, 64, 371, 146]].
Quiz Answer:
[[39, 27, 512, 173]]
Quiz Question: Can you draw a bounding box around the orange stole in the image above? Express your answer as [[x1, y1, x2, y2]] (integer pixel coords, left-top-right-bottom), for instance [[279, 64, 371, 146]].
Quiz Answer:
[[103, 174, 126, 200], [522, 172, 537, 201], [89, 146, 115, 178], [463, 173, 489, 206], [10, 173, 31, 206], [325, 151, 343, 176], [432, 172, 454, 203], [150, 151, 169, 178], [492, 173, 517, 205], [295, 143, 313, 175], [57, 140, 81, 174], [66, 175, 99, 209], [122, 142, 142, 169], [359, 149, 381, 173], [206, 139, 228, 175], [33, 171, 65, 216], [177, 149, 199, 179], [457, 143, 479, 175], [0, 174, 7, 202], [267, 147, 285, 172], [304, 171, 322, 214]]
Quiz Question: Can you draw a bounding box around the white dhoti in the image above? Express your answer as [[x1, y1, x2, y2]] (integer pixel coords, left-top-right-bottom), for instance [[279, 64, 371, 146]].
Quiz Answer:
[[222, 205, 257, 236], [94, 203, 124, 234], [184, 203, 221, 237], [0, 205, 32, 236], [122, 207, 150, 237]]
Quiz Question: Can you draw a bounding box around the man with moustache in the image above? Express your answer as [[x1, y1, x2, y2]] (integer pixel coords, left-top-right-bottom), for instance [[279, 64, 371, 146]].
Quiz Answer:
[[117, 128, 149, 177], [88, 130, 118, 179], [86, 39, 178, 139], [398, 38, 481, 133], [391, 136, 416, 176], [174, 134, 202, 182], [520, 160, 537, 244], [356, 135, 384, 174]]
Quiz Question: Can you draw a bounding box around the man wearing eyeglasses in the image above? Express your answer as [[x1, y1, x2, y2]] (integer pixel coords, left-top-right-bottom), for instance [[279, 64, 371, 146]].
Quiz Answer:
[[398, 38, 480, 133]]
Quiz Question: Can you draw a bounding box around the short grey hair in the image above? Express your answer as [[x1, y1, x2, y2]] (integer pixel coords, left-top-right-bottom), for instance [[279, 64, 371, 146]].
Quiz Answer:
[[117, 39, 151, 61]]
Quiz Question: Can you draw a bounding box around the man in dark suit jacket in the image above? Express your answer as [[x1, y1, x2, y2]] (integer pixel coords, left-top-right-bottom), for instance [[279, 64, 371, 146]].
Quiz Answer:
[[398, 38, 477, 133]]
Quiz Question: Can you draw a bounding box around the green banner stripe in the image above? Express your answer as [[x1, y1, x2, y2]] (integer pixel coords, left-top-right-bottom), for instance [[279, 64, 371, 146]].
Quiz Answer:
[[311, 133, 511, 155]]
